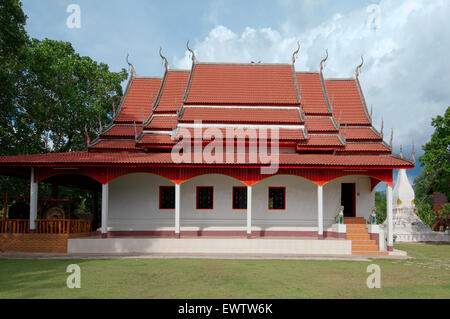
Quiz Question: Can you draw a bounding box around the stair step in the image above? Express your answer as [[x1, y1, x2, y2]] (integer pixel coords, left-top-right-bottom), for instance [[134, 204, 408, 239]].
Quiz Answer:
[[344, 217, 367, 224], [352, 245, 379, 252], [346, 228, 369, 234], [346, 224, 367, 229], [351, 240, 376, 245], [352, 251, 389, 256], [347, 234, 371, 240]]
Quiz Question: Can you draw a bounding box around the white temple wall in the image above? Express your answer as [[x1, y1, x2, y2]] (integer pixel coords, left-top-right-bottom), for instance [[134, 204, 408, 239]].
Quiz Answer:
[[324, 175, 375, 221], [107, 173, 375, 231]]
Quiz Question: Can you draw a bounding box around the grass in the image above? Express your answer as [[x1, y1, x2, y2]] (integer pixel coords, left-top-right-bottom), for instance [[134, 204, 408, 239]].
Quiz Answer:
[[0, 243, 449, 298]]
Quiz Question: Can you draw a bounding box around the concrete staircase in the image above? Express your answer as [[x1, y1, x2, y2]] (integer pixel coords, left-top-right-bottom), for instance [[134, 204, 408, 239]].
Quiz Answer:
[[345, 218, 388, 256]]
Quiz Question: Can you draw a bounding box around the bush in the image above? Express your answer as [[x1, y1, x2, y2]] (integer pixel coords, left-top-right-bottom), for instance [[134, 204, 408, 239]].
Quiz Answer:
[[416, 202, 435, 228]]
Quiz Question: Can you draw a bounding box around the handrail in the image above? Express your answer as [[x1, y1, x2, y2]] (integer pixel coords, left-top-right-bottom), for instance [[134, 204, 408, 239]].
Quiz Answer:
[[0, 219, 91, 234]]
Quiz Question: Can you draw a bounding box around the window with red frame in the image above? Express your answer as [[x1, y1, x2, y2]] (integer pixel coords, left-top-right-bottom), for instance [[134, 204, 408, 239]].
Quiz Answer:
[[268, 187, 285, 210], [232, 186, 247, 209], [196, 186, 214, 209], [159, 186, 175, 209]]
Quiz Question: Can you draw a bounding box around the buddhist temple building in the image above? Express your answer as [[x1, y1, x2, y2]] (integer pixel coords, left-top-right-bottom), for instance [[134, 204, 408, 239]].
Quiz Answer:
[[0, 45, 415, 255]]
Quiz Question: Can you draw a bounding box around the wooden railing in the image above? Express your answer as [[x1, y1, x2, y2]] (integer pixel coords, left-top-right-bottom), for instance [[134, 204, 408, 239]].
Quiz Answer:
[[0, 219, 30, 233], [0, 219, 91, 234], [35, 219, 92, 234]]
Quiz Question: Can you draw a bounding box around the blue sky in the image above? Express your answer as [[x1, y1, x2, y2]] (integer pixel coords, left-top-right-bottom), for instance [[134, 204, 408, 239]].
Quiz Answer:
[[21, 0, 450, 187]]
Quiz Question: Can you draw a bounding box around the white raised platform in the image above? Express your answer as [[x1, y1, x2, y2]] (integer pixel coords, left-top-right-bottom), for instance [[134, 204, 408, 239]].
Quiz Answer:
[[68, 237, 352, 256]]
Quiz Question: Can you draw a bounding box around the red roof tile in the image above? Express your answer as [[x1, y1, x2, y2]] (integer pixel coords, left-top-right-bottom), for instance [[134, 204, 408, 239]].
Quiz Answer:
[[341, 127, 382, 141], [325, 79, 370, 125], [114, 77, 162, 123], [179, 107, 303, 124], [145, 116, 177, 130], [101, 125, 140, 139], [296, 73, 330, 115], [154, 71, 190, 113], [177, 127, 305, 141], [0, 152, 413, 168], [305, 116, 337, 132], [337, 142, 390, 153], [137, 134, 176, 145], [298, 135, 343, 147], [89, 140, 138, 151], [185, 64, 299, 105]]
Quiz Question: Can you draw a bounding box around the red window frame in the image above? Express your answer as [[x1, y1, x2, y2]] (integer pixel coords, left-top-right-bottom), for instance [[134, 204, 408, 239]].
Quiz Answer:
[[159, 186, 175, 210], [232, 186, 247, 210], [196, 186, 214, 210], [268, 186, 286, 210]]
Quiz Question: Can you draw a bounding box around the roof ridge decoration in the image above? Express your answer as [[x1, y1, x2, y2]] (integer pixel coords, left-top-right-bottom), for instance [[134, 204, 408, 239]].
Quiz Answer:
[[353, 55, 372, 125], [126, 53, 136, 78], [318, 49, 333, 114], [159, 47, 169, 71], [186, 40, 198, 64], [411, 137, 415, 163], [291, 41, 300, 64], [319, 49, 328, 73]]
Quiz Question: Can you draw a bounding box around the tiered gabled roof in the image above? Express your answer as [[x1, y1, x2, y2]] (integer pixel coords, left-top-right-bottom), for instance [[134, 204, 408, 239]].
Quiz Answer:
[[0, 53, 414, 169], [86, 55, 411, 166]]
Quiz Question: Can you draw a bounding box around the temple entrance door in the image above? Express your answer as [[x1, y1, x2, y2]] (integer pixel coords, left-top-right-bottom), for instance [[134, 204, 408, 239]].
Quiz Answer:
[[341, 183, 356, 217]]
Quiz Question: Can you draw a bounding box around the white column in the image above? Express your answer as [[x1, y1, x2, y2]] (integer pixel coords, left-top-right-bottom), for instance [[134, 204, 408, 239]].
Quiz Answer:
[[101, 183, 109, 237], [175, 183, 180, 236], [386, 184, 393, 250], [317, 185, 323, 238], [246, 185, 252, 237], [29, 168, 38, 231]]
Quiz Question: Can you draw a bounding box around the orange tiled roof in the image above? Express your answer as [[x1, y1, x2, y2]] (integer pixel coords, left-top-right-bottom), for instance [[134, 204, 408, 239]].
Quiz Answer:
[[325, 79, 371, 126], [114, 77, 162, 123], [179, 107, 303, 124], [153, 70, 190, 113], [296, 73, 330, 115], [184, 63, 299, 105]]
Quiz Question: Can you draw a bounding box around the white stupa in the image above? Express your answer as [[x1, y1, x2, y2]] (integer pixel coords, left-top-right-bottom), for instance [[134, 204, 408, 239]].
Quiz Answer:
[[393, 169, 415, 209], [388, 168, 449, 242]]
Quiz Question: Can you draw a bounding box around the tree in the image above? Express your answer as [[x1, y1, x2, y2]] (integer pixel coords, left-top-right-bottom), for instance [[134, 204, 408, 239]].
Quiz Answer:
[[12, 38, 128, 153], [418, 107, 450, 199], [374, 192, 386, 223]]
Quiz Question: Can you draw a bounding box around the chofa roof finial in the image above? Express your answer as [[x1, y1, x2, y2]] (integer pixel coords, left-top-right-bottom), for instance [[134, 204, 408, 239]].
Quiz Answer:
[[411, 137, 415, 162], [126, 53, 136, 78], [355, 55, 364, 78], [186, 40, 197, 64], [381, 117, 384, 138], [159, 47, 169, 71], [292, 40, 300, 64], [320, 49, 328, 73], [390, 128, 394, 150]]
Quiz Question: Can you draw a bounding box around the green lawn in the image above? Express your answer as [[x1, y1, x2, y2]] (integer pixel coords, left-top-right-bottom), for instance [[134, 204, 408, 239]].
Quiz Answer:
[[0, 243, 449, 298]]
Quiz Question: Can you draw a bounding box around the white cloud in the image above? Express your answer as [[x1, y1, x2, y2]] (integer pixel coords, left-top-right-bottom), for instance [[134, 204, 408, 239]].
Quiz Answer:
[[174, 0, 449, 159]]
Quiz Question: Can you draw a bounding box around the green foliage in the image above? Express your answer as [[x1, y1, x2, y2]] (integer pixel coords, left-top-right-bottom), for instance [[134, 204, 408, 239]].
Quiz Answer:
[[374, 192, 386, 223], [416, 202, 435, 228], [418, 107, 450, 199], [9, 38, 128, 154], [0, 1, 125, 221]]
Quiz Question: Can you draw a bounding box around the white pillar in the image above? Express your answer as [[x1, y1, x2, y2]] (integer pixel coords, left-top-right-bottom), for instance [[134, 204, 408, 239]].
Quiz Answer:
[[29, 168, 38, 231], [317, 185, 323, 238], [175, 183, 180, 237], [246, 185, 252, 237], [101, 183, 109, 237], [386, 184, 393, 250]]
